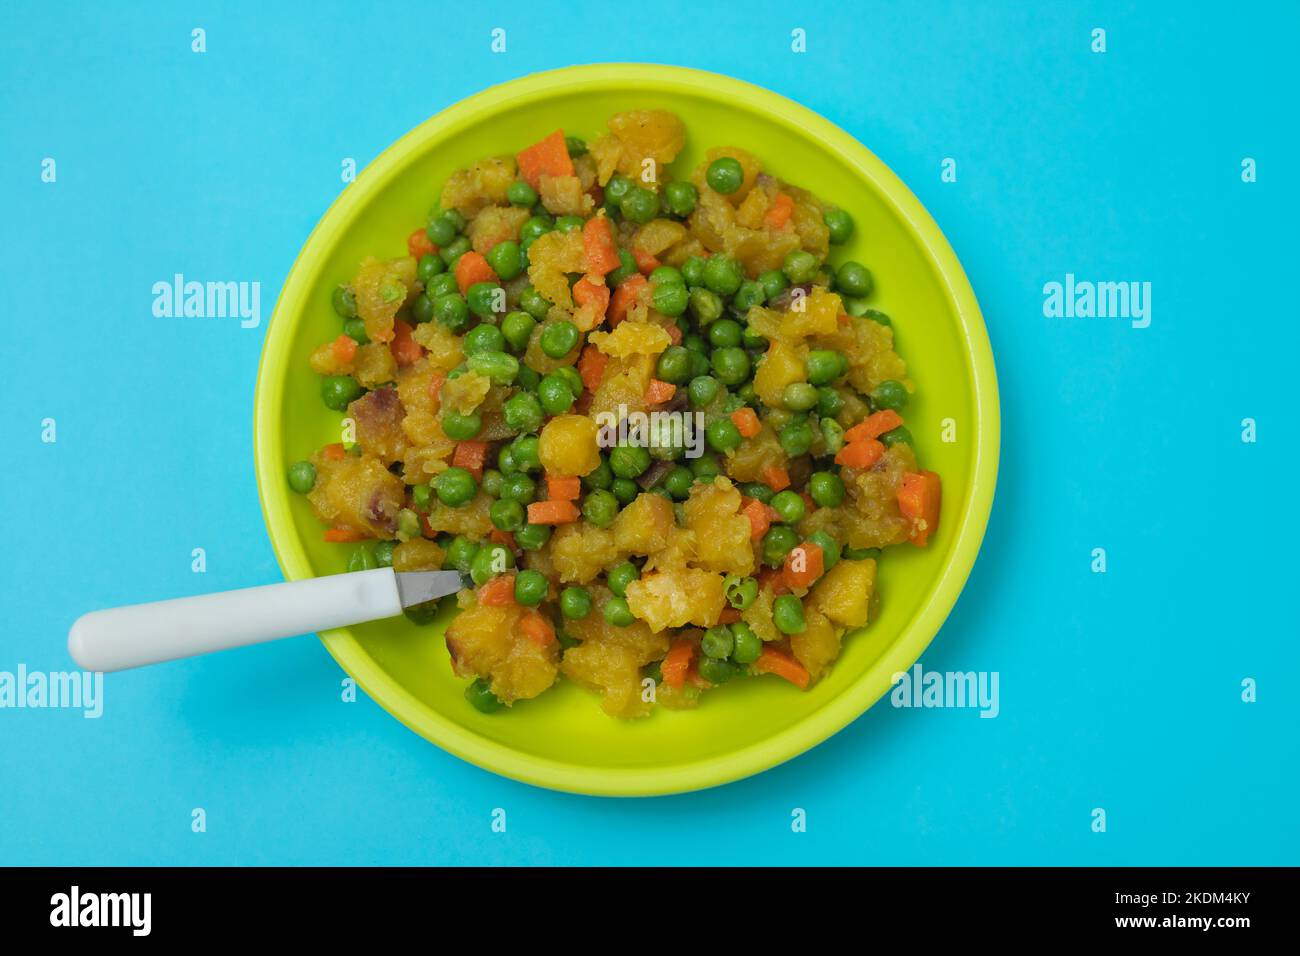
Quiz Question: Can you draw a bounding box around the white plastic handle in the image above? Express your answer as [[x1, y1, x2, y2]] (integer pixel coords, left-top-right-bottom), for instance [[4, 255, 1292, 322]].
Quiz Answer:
[[67, 568, 403, 673]]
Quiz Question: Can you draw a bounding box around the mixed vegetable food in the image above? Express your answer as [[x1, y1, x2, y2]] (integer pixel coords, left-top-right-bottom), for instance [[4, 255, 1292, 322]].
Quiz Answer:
[[289, 110, 941, 717]]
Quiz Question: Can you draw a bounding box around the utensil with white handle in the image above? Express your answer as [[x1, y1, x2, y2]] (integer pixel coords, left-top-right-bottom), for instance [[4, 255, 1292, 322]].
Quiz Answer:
[[67, 568, 466, 673]]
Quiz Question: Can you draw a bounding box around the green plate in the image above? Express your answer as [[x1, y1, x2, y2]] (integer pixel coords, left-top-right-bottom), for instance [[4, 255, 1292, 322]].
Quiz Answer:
[[253, 64, 999, 796]]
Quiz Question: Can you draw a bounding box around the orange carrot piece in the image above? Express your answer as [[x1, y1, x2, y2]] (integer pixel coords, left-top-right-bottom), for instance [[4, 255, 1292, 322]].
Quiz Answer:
[[761, 464, 791, 491], [519, 610, 556, 648], [644, 379, 676, 405], [608, 274, 646, 326], [582, 215, 620, 275], [897, 470, 942, 546], [844, 409, 904, 443], [631, 246, 660, 275], [332, 333, 358, 365], [666, 323, 683, 345], [741, 497, 772, 540], [661, 639, 695, 690], [572, 274, 610, 322], [527, 500, 580, 525], [428, 374, 446, 410], [322, 442, 347, 461], [515, 129, 575, 190], [454, 250, 498, 295], [452, 440, 488, 478], [390, 319, 424, 367], [407, 228, 437, 260], [763, 193, 795, 230], [478, 574, 517, 607], [718, 607, 742, 625], [578, 344, 608, 390], [782, 542, 825, 590], [546, 474, 582, 501], [730, 407, 761, 438], [754, 646, 811, 690], [323, 526, 367, 543], [835, 438, 885, 469], [489, 529, 517, 550]]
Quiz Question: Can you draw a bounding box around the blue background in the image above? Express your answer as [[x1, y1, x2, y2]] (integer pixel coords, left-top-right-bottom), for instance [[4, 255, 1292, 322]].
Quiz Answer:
[[2, 1, 1296, 866]]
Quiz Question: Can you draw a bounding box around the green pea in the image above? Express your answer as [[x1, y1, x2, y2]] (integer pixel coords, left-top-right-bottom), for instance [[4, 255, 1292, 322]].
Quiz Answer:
[[498, 471, 536, 504], [730, 621, 762, 664], [411, 293, 435, 324], [778, 419, 813, 457], [652, 281, 689, 317], [464, 677, 503, 713], [560, 586, 593, 619], [605, 174, 634, 204], [444, 536, 480, 574], [426, 215, 457, 247], [731, 280, 766, 315], [537, 374, 575, 415], [773, 594, 806, 635], [843, 546, 881, 561], [688, 375, 720, 408], [332, 284, 358, 319], [287, 460, 316, 494], [433, 292, 471, 331], [663, 465, 694, 499], [404, 600, 440, 625], [805, 350, 842, 387], [710, 347, 751, 386], [705, 418, 742, 453], [346, 545, 377, 573], [654, 346, 692, 385], [480, 469, 504, 498], [762, 525, 800, 567], [809, 471, 846, 508], [514, 522, 551, 551], [441, 409, 483, 441], [463, 324, 506, 355], [321, 375, 361, 411], [417, 254, 444, 286], [396, 508, 422, 540], [434, 467, 477, 507], [881, 425, 913, 448], [782, 249, 819, 284], [373, 539, 397, 568], [510, 435, 542, 472], [649, 265, 683, 287], [583, 458, 613, 491], [776, 383, 815, 414], [770, 490, 806, 524], [342, 318, 369, 344], [690, 453, 721, 481], [807, 530, 841, 570], [469, 543, 515, 585], [688, 287, 724, 325], [705, 157, 745, 194], [817, 386, 845, 419], [602, 596, 635, 627], [466, 281, 503, 318], [823, 208, 855, 244], [702, 255, 743, 296], [664, 181, 697, 216], [609, 445, 651, 479], [427, 272, 458, 298], [500, 310, 537, 352], [503, 392, 544, 433], [582, 489, 619, 527], [681, 256, 707, 287], [540, 320, 580, 359], [698, 656, 740, 684], [515, 364, 539, 392], [611, 477, 638, 504], [507, 181, 537, 207], [519, 286, 551, 320], [741, 482, 775, 504], [683, 333, 710, 355], [871, 379, 908, 411], [603, 562, 637, 599], [412, 483, 434, 511], [724, 575, 758, 610], [688, 349, 712, 380], [758, 269, 788, 302], [863, 308, 892, 326], [520, 215, 553, 243], [704, 318, 740, 349], [467, 350, 520, 386], [620, 186, 659, 225], [564, 135, 587, 156], [607, 249, 638, 287], [736, 382, 757, 404], [440, 235, 472, 268], [489, 498, 525, 533], [836, 261, 873, 298], [513, 569, 548, 606], [701, 625, 734, 659], [486, 241, 523, 281]]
